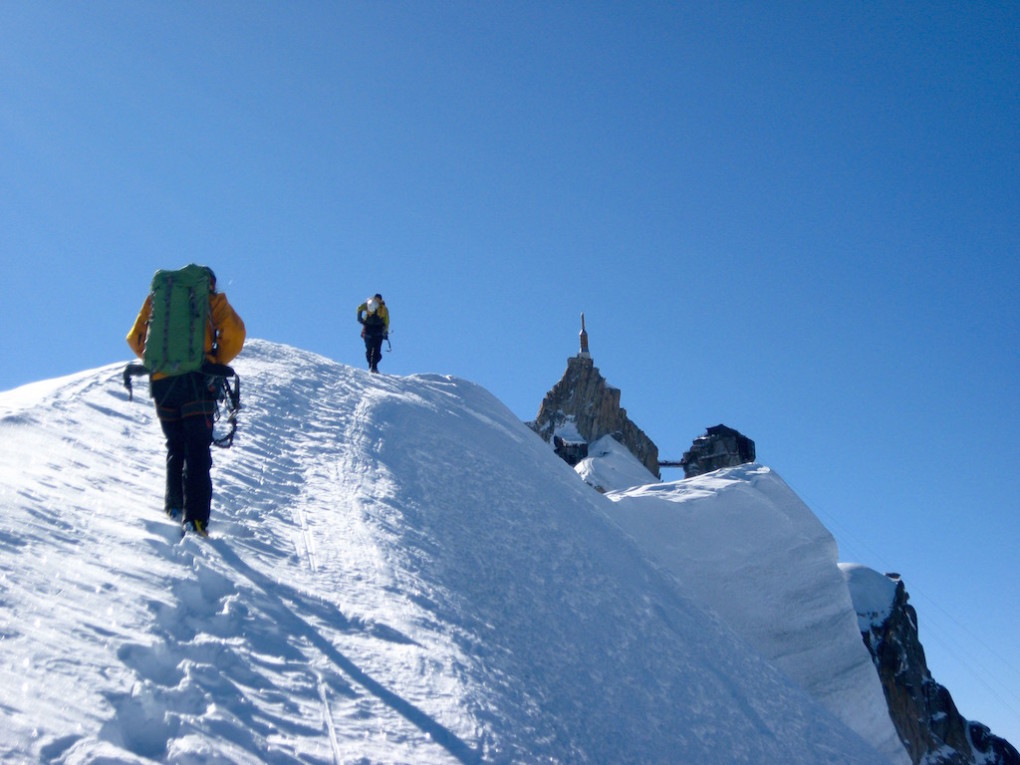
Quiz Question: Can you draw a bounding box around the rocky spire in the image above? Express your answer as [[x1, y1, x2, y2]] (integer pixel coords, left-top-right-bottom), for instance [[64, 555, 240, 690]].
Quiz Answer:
[[529, 318, 659, 478]]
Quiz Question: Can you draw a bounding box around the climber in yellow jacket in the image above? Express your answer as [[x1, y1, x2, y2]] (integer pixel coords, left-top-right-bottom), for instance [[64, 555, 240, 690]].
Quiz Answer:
[[126, 266, 245, 536], [356, 293, 389, 373]]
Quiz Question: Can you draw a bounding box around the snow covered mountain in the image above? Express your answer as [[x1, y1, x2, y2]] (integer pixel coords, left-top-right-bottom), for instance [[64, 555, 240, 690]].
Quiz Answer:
[[0, 339, 900, 764], [605, 464, 910, 765]]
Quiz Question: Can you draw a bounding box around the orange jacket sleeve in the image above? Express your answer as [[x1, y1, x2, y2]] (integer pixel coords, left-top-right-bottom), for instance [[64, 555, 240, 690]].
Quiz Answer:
[[126, 295, 152, 359], [209, 292, 246, 364]]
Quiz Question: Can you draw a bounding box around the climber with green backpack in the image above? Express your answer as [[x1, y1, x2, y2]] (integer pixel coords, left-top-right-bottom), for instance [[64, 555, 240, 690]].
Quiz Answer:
[[126, 264, 246, 537]]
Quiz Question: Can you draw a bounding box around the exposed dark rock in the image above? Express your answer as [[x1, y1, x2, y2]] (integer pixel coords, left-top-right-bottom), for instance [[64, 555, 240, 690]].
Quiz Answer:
[[678, 424, 756, 478], [552, 435, 588, 466], [857, 574, 1019, 765], [969, 723, 1020, 765], [530, 355, 659, 477]]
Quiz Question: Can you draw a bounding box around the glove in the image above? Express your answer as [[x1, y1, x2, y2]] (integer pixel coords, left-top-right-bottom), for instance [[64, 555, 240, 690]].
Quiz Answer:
[[358, 317, 365, 324]]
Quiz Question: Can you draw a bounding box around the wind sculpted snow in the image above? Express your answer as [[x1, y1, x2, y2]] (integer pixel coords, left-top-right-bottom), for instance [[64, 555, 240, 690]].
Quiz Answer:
[[607, 467, 910, 765], [0, 339, 892, 763]]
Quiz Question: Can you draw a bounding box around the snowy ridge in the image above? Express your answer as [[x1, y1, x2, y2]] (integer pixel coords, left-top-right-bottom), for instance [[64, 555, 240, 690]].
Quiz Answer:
[[575, 435, 659, 492], [840, 563, 900, 633], [607, 467, 910, 765], [0, 339, 891, 763]]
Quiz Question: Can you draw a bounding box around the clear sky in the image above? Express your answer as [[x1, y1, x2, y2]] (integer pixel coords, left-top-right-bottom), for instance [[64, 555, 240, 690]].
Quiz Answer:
[[2, 1, 1018, 748]]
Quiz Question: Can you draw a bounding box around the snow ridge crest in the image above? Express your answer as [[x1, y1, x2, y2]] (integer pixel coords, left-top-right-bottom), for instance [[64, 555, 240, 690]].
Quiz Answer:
[[0, 339, 892, 764]]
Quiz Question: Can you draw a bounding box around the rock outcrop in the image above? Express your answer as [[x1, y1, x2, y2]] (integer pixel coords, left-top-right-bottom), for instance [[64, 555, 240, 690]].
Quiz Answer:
[[530, 355, 659, 478], [678, 424, 756, 478], [844, 567, 1019, 765]]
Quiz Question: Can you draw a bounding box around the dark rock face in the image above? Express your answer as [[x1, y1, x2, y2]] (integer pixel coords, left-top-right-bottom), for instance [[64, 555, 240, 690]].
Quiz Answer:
[[859, 575, 1019, 765], [530, 356, 659, 477], [679, 425, 755, 478], [552, 435, 588, 466]]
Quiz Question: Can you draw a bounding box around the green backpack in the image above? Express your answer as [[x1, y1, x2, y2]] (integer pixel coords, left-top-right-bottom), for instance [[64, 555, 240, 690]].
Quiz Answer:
[[143, 264, 213, 376]]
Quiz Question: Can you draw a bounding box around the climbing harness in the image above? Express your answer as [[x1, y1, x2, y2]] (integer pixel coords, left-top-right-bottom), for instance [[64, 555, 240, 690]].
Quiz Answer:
[[122, 362, 242, 449]]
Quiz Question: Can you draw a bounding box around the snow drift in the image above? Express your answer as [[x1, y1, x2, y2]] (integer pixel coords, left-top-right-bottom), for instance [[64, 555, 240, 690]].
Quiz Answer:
[[0, 339, 893, 763], [606, 466, 909, 765]]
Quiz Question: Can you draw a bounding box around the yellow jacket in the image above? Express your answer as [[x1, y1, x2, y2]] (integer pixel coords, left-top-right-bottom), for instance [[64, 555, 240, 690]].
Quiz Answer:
[[357, 301, 390, 332], [127, 291, 246, 379]]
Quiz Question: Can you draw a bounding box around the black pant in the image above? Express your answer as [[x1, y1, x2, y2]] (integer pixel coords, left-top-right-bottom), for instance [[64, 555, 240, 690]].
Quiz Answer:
[[364, 332, 384, 370], [151, 373, 216, 525]]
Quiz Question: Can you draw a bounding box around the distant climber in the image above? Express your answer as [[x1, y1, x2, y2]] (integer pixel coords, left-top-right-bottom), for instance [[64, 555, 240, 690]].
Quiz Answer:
[[357, 294, 389, 373], [126, 265, 246, 537]]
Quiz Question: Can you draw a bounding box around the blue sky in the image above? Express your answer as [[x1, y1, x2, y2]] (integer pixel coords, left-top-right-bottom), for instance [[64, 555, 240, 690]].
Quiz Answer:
[[2, 1, 1018, 748]]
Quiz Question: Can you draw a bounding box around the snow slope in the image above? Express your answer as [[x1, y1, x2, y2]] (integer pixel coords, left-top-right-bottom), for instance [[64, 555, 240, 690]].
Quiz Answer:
[[840, 563, 900, 634], [0, 339, 892, 764], [574, 435, 659, 493], [606, 466, 909, 765]]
